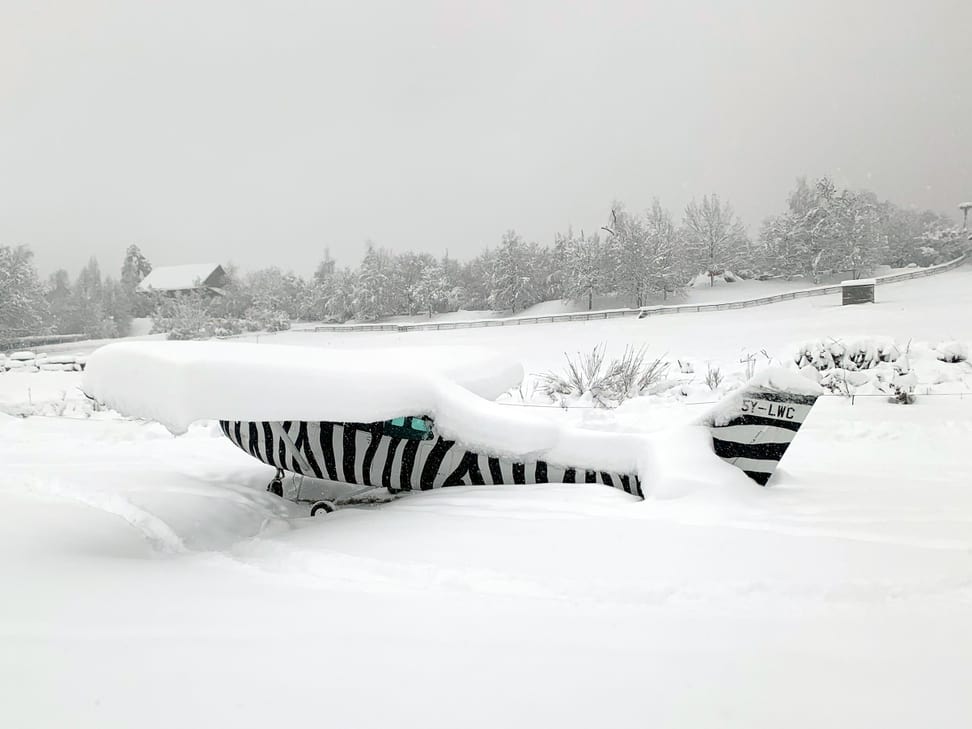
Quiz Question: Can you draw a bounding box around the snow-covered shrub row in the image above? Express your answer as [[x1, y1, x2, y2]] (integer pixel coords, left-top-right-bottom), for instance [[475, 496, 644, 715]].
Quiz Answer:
[[794, 337, 914, 398], [795, 338, 971, 400], [796, 338, 969, 371], [794, 337, 903, 372], [799, 360, 917, 400], [0, 351, 86, 373], [151, 294, 292, 341]]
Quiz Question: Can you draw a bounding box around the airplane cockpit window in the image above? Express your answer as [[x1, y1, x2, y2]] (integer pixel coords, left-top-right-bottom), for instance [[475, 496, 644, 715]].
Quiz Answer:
[[383, 416, 435, 441]]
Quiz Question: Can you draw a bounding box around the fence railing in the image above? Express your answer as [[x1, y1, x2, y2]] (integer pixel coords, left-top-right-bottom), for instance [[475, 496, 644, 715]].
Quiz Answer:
[[0, 333, 88, 353], [311, 255, 969, 334]]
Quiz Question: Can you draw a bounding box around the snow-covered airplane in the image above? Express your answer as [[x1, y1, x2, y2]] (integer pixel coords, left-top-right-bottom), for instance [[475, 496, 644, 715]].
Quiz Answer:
[[82, 341, 821, 514]]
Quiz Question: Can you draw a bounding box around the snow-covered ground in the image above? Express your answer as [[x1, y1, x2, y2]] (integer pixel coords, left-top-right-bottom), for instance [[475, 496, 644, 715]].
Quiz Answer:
[[2, 264, 971, 728]]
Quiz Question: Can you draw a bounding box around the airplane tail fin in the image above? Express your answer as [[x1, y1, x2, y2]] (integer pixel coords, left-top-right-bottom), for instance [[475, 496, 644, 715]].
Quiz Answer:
[[702, 369, 822, 486]]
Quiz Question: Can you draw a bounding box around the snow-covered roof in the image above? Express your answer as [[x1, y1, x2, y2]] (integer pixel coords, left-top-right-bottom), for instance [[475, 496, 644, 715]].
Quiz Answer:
[[137, 263, 225, 292]]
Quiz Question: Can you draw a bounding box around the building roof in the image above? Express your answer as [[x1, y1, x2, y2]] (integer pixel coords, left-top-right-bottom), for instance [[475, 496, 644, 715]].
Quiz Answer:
[[137, 263, 225, 292]]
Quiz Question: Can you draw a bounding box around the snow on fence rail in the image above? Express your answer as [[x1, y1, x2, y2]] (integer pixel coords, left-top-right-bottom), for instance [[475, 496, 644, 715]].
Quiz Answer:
[[312, 255, 969, 334], [0, 333, 87, 353]]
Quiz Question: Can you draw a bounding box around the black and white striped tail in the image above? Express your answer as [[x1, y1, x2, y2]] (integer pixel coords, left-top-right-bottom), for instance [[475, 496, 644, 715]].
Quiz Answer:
[[705, 388, 819, 486]]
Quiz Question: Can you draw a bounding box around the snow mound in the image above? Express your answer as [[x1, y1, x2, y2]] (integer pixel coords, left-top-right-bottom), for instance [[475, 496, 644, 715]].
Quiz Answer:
[[82, 341, 524, 435]]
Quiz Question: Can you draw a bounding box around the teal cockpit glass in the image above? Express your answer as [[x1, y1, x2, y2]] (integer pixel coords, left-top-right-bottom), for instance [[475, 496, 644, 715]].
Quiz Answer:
[[382, 416, 434, 441]]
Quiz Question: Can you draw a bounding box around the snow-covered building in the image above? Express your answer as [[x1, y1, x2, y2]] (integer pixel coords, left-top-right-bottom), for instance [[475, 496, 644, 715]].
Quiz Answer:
[[137, 263, 228, 297]]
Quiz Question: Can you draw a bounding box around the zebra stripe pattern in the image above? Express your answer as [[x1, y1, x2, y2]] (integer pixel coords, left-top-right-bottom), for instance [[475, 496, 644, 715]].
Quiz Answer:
[[219, 419, 643, 498], [707, 390, 818, 486]]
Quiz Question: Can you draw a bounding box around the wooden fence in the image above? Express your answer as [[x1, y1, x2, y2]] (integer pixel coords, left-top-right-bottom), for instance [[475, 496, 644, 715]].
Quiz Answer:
[[302, 254, 961, 334]]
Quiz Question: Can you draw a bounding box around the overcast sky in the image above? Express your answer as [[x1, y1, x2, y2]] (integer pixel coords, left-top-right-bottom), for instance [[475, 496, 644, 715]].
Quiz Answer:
[[2, 0, 970, 277]]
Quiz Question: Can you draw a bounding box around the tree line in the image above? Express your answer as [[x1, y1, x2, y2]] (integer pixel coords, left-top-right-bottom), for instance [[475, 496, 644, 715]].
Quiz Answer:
[[1, 176, 967, 339]]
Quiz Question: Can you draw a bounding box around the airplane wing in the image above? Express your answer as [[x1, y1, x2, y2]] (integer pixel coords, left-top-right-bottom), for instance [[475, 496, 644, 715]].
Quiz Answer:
[[82, 340, 524, 435]]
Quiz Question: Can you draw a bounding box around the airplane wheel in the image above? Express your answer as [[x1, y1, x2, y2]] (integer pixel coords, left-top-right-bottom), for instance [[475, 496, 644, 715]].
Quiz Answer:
[[310, 500, 336, 516], [267, 479, 284, 498]]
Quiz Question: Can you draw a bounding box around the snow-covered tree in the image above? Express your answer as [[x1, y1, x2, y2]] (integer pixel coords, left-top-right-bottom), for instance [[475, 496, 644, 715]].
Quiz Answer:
[[120, 244, 153, 318], [246, 267, 304, 319], [439, 252, 466, 311], [120, 244, 152, 289], [528, 242, 561, 303], [207, 263, 251, 319], [916, 221, 968, 265], [560, 229, 606, 310], [604, 203, 651, 306], [488, 230, 535, 313], [327, 268, 357, 321], [820, 188, 886, 280], [314, 248, 336, 283], [681, 195, 749, 286], [0, 245, 49, 338], [393, 251, 436, 316], [758, 178, 840, 281], [298, 249, 339, 321], [45, 269, 76, 334], [71, 257, 110, 337], [642, 199, 685, 299], [456, 250, 493, 311], [102, 276, 132, 337], [602, 200, 685, 306], [353, 243, 393, 321], [410, 261, 448, 318]]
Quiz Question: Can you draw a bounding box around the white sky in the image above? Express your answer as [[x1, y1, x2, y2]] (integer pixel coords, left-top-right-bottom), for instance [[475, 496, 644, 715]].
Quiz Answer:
[[2, 0, 970, 277]]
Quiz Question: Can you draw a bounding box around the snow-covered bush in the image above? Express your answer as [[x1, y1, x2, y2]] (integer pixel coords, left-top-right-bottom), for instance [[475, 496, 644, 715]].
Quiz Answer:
[[539, 345, 670, 408], [912, 246, 940, 268], [245, 307, 291, 333], [212, 318, 244, 338], [934, 341, 968, 364], [608, 346, 671, 398]]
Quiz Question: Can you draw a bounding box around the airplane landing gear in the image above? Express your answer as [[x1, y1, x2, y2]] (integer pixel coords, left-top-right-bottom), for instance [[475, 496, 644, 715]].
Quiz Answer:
[[267, 468, 285, 498], [310, 500, 336, 516]]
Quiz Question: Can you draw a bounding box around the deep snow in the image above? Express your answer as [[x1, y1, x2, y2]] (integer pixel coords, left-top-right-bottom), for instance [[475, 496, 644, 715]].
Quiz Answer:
[[1, 264, 971, 728]]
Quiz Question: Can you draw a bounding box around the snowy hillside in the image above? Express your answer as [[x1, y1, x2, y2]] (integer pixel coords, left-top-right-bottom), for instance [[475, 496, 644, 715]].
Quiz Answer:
[[1, 263, 971, 728]]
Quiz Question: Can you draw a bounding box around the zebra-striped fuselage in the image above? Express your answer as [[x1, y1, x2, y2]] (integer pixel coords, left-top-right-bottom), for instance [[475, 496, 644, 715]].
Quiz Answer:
[[219, 419, 644, 498]]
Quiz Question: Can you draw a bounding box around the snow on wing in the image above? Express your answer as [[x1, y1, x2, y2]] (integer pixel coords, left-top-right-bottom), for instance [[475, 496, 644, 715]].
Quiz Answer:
[[81, 341, 523, 434]]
